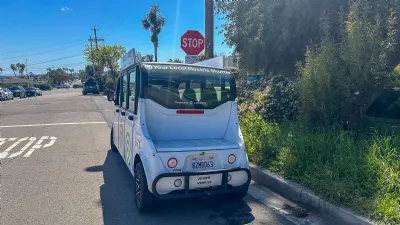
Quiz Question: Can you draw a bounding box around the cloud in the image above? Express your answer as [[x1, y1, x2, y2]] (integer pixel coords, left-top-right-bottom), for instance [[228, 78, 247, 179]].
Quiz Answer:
[[61, 7, 71, 12]]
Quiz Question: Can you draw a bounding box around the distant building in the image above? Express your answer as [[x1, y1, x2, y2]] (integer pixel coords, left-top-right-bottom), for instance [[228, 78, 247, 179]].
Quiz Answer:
[[0, 76, 30, 86]]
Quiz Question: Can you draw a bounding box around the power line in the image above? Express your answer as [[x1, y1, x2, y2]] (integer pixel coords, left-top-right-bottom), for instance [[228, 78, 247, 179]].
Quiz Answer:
[[1, 41, 86, 60], [0, 40, 84, 56], [27, 54, 84, 66], [106, 19, 125, 37], [29, 62, 87, 70]]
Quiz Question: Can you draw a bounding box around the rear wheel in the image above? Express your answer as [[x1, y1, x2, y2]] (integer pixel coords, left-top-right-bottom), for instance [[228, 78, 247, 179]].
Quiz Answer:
[[110, 128, 118, 152], [134, 162, 154, 213], [83, 92, 87, 95]]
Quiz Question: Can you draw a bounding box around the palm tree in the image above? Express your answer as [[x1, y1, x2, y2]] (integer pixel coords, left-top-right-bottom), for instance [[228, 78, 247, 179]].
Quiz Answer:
[[16, 63, 21, 76], [141, 4, 166, 62], [19, 63, 26, 76], [10, 64, 17, 76]]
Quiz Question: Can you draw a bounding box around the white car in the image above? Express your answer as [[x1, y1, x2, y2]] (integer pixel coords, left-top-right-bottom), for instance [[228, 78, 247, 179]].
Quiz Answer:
[[109, 54, 251, 213]]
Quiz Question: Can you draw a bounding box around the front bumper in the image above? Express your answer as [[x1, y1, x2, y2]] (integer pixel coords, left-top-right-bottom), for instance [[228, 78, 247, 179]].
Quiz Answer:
[[151, 168, 251, 199]]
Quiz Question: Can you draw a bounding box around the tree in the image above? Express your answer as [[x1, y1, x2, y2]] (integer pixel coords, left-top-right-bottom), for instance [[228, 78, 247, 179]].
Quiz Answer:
[[141, 4, 166, 62], [298, 2, 398, 127], [84, 64, 103, 80], [141, 54, 154, 62], [18, 63, 25, 76], [215, 0, 351, 76], [216, 0, 400, 76], [168, 58, 183, 63], [78, 69, 86, 81], [10, 64, 17, 76], [47, 68, 70, 85], [84, 44, 126, 81]]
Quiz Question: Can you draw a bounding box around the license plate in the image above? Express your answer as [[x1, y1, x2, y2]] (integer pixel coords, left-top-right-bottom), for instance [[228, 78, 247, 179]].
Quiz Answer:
[[189, 174, 222, 190], [190, 155, 215, 171]]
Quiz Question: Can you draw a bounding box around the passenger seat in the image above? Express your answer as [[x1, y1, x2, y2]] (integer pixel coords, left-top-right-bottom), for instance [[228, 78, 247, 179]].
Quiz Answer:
[[200, 88, 218, 107], [183, 88, 197, 101]]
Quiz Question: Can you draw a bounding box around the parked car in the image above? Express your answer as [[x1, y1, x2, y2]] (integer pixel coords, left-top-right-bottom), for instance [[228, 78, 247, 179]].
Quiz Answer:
[[82, 80, 99, 95], [4, 88, 14, 100], [0, 88, 6, 101], [56, 84, 70, 89], [35, 88, 42, 96], [8, 86, 26, 98], [25, 87, 37, 97]]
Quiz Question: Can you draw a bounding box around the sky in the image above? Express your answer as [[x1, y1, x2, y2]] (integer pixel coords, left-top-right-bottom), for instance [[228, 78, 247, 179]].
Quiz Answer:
[[0, 0, 232, 76]]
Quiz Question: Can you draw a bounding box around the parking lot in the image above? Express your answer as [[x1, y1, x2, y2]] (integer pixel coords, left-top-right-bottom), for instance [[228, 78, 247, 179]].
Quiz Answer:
[[0, 89, 328, 225]]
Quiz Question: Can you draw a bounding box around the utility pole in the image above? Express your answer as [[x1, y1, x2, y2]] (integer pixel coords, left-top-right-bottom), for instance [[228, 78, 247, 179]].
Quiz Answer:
[[26, 59, 29, 87], [88, 35, 96, 79], [92, 26, 104, 50], [205, 0, 214, 60]]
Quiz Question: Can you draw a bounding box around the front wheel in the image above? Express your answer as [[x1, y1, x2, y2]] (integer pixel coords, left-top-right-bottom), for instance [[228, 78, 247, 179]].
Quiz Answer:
[[225, 188, 249, 201], [134, 162, 154, 213]]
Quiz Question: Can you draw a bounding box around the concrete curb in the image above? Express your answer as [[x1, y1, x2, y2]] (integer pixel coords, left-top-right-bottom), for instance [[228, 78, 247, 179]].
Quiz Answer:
[[249, 163, 375, 225]]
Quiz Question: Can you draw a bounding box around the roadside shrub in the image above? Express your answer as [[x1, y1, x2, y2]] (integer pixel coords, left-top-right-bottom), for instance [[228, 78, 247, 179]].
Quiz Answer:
[[264, 75, 298, 123], [239, 112, 281, 166], [103, 78, 115, 97], [240, 111, 400, 223]]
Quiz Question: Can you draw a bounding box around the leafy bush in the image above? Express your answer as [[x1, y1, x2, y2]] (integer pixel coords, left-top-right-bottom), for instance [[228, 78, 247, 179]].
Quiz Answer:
[[240, 110, 400, 224], [264, 75, 298, 123], [239, 112, 281, 166], [103, 78, 115, 97]]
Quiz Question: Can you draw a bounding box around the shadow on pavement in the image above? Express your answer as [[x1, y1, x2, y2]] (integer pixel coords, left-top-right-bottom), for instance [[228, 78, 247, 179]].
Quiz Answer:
[[85, 165, 103, 172], [97, 150, 256, 225]]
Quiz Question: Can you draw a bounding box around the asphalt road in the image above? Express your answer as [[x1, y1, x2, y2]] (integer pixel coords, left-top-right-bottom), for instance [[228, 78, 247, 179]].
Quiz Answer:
[[0, 89, 321, 225]]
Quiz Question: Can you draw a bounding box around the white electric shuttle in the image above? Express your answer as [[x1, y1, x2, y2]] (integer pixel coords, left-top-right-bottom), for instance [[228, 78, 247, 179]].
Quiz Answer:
[[110, 50, 251, 212]]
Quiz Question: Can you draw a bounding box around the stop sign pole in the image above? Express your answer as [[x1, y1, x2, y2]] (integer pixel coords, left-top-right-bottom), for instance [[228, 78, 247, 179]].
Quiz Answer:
[[181, 30, 205, 56]]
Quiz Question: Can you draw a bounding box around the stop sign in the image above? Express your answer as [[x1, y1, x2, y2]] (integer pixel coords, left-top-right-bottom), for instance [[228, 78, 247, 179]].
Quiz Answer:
[[181, 30, 205, 55]]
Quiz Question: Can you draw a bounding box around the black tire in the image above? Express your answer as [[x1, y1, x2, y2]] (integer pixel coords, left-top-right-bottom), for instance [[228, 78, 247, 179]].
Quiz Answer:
[[134, 162, 154, 213], [110, 129, 118, 152], [225, 187, 249, 201], [83, 92, 87, 95]]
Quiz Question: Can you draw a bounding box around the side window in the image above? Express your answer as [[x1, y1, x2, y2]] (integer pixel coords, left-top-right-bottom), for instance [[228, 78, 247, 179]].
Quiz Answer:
[[121, 74, 128, 109], [128, 69, 136, 112], [114, 78, 121, 105]]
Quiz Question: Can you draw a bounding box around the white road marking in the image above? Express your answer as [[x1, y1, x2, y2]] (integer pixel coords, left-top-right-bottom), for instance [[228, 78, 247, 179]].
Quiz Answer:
[[8, 137, 37, 158], [7, 137, 17, 141], [43, 136, 57, 148], [0, 138, 7, 146], [0, 122, 107, 128], [0, 137, 29, 158], [24, 136, 51, 158]]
